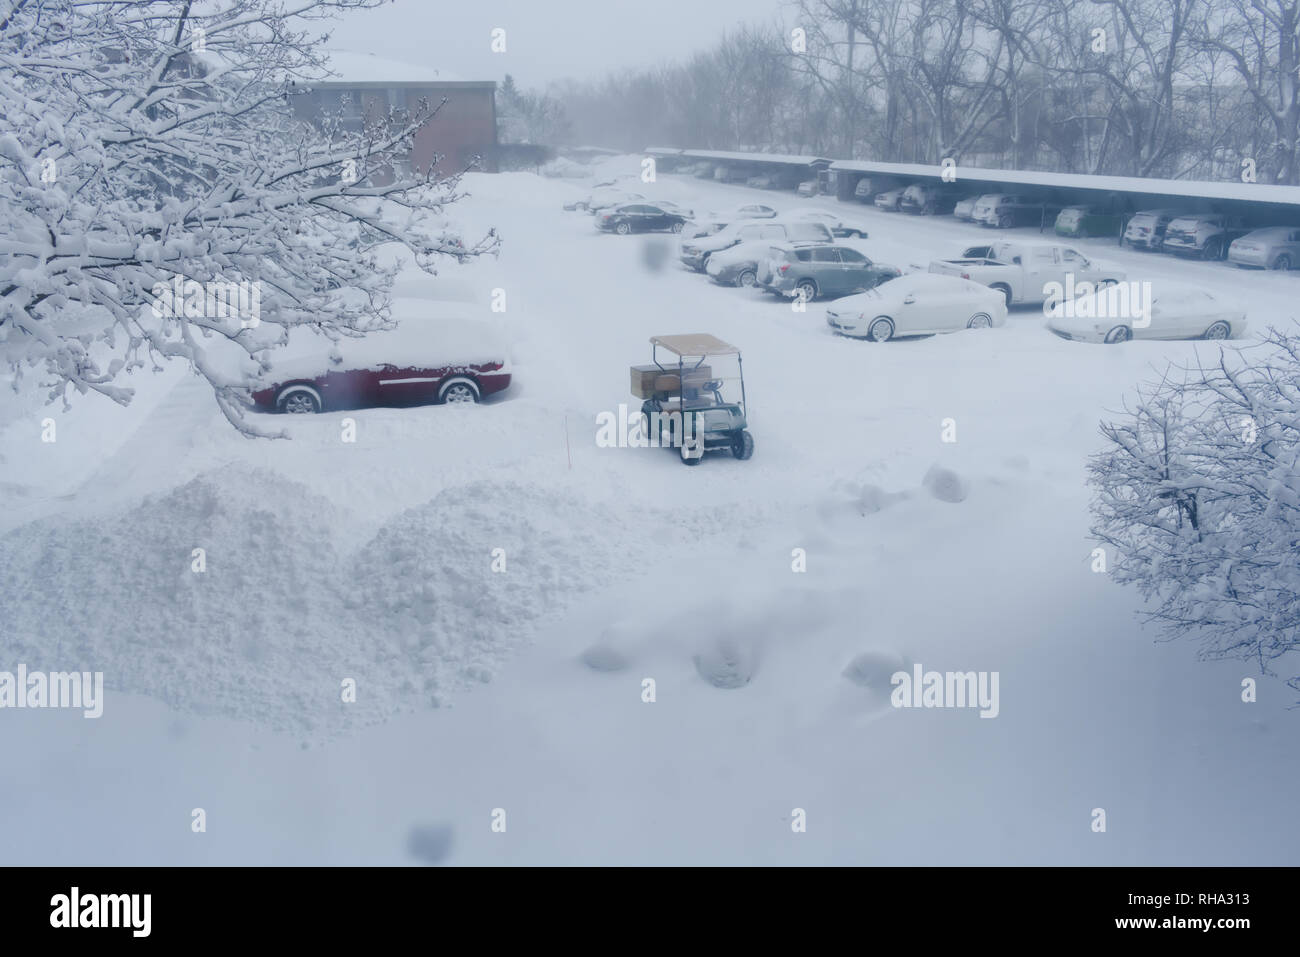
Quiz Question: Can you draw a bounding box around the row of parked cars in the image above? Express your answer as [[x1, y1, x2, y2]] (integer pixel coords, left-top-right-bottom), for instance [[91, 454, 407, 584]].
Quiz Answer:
[[853, 176, 1300, 268], [652, 184, 1249, 346]]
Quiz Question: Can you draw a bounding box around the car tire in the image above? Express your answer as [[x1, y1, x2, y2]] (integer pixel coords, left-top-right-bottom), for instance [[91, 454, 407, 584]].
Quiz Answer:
[[1271, 253, 1291, 271], [1104, 325, 1132, 344], [867, 317, 895, 342], [990, 284, 1013, 309], [738, 268, 757, 287], [1203, 238, 1224, 260], [669, 221, 683, 233], [997, 213, 1011, 228], [795, 279, 818, 302], [615, 222, 631, 235], [1203, 321, 1231, 340], [278, 385, 322, 414], [438, 377, 481, 404], [732, 430, 754, 460], [967, 312, 992, 330]]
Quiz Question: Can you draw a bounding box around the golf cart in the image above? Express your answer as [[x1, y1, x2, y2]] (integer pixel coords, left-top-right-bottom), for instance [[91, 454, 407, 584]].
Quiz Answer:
[[630, 334, 755, 466]]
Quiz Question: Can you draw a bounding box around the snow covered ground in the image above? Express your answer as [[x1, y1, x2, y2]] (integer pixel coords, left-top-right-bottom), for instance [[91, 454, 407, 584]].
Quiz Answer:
[[2, 156, 1298, 864]]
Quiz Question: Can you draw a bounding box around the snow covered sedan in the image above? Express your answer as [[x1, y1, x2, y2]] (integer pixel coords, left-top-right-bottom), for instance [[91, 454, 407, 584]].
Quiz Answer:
[[1046, 285, 1246, 344], [873, 187, 907, 211], [824, 274, 1008, 341], [249, 302, 512, 413], [1227, 227, 1300, 270], [680, 203, 780, 239], [563, 187, 642, 212], [680, 219, 832, 272], [784, 208, 870, 238]]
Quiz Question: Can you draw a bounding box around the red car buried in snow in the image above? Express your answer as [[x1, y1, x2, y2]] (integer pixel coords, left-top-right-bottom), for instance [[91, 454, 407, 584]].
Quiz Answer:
[[249, 301, 512, 413]]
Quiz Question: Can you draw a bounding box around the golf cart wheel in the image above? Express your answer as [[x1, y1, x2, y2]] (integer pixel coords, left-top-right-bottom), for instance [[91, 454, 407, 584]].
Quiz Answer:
[[1104, 325, 1132, 344], [1272, 253, 1291, 271], [278, 385, 322, 414], [738, 268, 757, 287], [1203, 321, 1231, 340], [795, 279, 818, 302], [615, 221, 631, 235], [680, 442, 703, 466], [967, 312, 992, 330], [867, 317, 895, 342], [732, 430, 755, 460]]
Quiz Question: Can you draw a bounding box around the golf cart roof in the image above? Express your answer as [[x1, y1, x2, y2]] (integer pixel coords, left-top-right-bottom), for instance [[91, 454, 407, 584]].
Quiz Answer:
[[650, 334, 740, 357]]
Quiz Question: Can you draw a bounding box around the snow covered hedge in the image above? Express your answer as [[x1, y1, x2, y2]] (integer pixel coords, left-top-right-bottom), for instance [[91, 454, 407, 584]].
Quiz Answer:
[[0, 0, 497, 434], [1089, 331, 1300, 693]]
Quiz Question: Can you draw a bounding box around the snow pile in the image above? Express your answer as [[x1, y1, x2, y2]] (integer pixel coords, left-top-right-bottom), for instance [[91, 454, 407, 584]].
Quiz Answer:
[[0, 470, 651, 735]]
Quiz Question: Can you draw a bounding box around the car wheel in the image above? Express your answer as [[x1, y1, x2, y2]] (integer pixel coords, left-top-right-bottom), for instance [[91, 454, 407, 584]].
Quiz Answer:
[[1203, 321, 1231, 340], [438, 377, 481, 404], [278, 385, 321, 414], [1271, 253, 1291, 270], [867, 317, 895, 342], [967, 312, 992, 330], [1104, 325, 1132, 344], [731, 430, 754, 460], [795, 279, 818, 302], [615, 222, 631, 235], [997, 213, 1011, 228], [669, 221, 683, 233], [1203, 238, 1223, 260], [738, 268, 757, 287], [990, 284, 1013, 309]]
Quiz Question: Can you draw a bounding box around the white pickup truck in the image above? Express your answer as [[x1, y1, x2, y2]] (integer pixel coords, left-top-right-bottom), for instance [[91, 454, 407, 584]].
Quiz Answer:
[[928, 241, 1125, 307]]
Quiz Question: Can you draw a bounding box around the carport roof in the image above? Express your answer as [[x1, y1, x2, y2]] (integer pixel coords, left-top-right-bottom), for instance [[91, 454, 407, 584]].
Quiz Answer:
[[678, 149, 832, 168], [827, 158, 1300, 206]]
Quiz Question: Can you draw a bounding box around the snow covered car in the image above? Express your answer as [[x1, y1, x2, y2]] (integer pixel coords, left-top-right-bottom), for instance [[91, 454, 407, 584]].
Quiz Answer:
[[563, 187, 642, 212], [249, 303, 511, 413], [824, 274, 1008, 341], [1227, 227, 1300, 270], [796, 179, 819, 197], [746, 174, 776, 189], [972, 193, 1061, 228], [1121, 208, 1184, 250], [758, 243, 901, 301], [873, 187, 907, 211], [1160, 213, 1249, 259], [853, 176, 900, 202], [679, 219, 831, 272], [680, 203, 779, 239], [1046, 284, 1246, 344], [784, 208, 870, 238], [587, 191, 646, 215], [596, 203, 689, 234], [953, 195, 982, 221], [1054, 204, 1124, 239], [898, 183, 959, 215]]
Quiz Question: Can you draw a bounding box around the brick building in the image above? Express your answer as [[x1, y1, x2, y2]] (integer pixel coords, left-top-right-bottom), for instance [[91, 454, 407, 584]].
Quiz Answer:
[[294, 50, 498, 180]]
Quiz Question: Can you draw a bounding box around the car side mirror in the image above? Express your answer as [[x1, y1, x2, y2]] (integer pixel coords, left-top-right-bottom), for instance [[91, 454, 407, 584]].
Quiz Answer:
[[1012, 256, 1021, 265]]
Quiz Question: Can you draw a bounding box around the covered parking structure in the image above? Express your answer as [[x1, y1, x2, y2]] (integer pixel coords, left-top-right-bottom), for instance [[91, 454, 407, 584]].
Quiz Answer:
[[826, 159, 1300, 236], [647, 147, 831, 190]]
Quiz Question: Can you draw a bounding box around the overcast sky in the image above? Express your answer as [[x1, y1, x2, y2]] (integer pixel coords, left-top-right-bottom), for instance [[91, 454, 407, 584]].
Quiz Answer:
[[329, 0, 788, 86]]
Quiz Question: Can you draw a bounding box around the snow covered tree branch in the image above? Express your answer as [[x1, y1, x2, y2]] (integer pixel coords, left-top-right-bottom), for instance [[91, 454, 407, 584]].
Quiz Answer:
[[0, 0, 499, 435], [1088, 331, 1300, 694]]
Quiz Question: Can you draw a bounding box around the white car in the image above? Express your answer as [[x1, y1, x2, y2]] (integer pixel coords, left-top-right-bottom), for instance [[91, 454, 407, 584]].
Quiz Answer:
[[785, 208, 870, 238], [1047, 284, 1246, 344], [824, 274, 1008, 341], [874, 187, 906, 211]]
